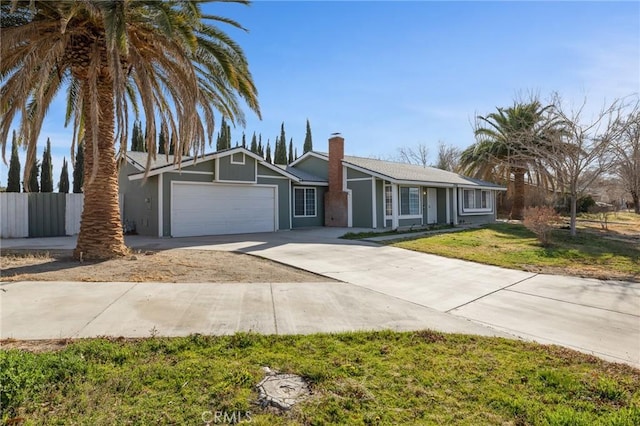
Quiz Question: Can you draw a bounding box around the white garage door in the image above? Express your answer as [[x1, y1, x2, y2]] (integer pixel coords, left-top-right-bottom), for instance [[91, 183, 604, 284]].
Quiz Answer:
[[171, 183, 276, 237]]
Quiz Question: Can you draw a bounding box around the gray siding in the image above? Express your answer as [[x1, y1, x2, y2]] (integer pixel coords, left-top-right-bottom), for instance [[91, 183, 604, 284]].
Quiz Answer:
[[293, 156, 328, 180], [28, 193, 65, 237], [291, 186, 326, 228], [346, 167, 371, 180], [118, 163, 159, 236], [457, 213, 496, 225], [257, 164, 283, 177], [218, 155, 256, 182], [180, 159, 215, 173], [399, 217, 422, 227], [257, 176, 291, 230], [162, 172, 211, 236], [347, 179, 373, 228]]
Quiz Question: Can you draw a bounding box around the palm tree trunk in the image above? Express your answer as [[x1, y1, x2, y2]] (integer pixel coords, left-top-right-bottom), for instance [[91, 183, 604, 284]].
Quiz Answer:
[[511, 168, 526, 220], [73, 78, 128, 260]]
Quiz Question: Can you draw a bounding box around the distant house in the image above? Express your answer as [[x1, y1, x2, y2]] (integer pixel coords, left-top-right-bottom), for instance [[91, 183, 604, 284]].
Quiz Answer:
[[118, 135, 505, 237]]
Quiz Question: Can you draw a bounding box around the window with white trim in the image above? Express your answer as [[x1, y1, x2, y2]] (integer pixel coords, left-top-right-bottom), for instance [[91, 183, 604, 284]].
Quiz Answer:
[[384, 185, 392, 216], [462, 189, 492, 211], [400, 187, 420, 216], [294, 187, 316, 217], [230, 152, 245, 164]]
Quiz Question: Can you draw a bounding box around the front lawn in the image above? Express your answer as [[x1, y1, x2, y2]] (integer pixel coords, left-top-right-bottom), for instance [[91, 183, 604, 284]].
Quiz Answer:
[[392, 223, 639, 281], [2, 332, 639, 425]]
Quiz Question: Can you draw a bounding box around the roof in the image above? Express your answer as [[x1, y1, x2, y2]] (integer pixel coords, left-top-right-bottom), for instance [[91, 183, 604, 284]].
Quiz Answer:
[[125, 147, 301, 182], [275, 165, 328, 185], [125, 152, 183, 172], [307, 152, 504, 189]]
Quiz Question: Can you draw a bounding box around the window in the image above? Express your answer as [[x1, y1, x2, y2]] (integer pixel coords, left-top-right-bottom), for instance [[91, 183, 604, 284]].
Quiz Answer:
[[294, 187, 316, 217], [462, 189, 491, 211], [400, 187, 420, 216], [385, 185, 392, 216], [230, 152, 245, 164]]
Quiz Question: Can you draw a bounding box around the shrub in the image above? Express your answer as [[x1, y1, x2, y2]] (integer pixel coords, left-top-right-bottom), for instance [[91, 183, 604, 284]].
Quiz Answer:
[[578, 195, 596, 213], [523, 206, 561, 246]]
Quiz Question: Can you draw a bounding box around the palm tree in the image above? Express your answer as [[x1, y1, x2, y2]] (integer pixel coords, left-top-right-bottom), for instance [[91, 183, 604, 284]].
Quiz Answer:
[[1, 1, 260, 259], [460, 101, 558, 220]]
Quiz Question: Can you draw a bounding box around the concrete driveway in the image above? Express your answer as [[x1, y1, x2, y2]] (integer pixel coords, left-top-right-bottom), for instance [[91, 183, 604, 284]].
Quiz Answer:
[[2, 228, 639, 367]]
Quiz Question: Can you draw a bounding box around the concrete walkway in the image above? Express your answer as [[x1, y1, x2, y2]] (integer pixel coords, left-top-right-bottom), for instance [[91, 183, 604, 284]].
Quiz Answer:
[[1, 229, 639, 367]]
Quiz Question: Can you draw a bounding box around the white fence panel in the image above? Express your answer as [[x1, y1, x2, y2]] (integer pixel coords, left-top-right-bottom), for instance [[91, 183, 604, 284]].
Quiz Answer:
[[0, 193, 29, 238], [65, 193, 84, 235]]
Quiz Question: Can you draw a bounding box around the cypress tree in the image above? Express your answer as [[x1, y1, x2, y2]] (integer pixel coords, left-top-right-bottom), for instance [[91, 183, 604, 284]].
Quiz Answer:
[[273, 136, 279, 162], [72, 141, 84, 193], [140, 122, 147, 152], [258, 134, 263, 157], [217, 117, 232, 151], [241, 132, 246, 148], [303, 119, 313, 153], [25, 158, 39, 192], [250, 132, 258, 154], [132, 121, 146, 152], [288, 138, 294, 164], [295, 147, 298, 161], [7, 130, 21, 192], [158, 125, 167, 155], [169, 132, 176, 155], [130, 121, 137, 151], [274, 123, 288, 164], [58, 157, 70, 193], [265, 140, 272, 164], [41, 138, 54, 192], [142, 126, 149, 153]]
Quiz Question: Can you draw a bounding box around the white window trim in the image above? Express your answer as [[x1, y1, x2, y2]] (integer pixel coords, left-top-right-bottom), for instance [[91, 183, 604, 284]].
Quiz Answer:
[[293, 186, 317, 218], [459, 188, 494, 215], [384, 184, 393, 218], [230, 152, 245, 165]]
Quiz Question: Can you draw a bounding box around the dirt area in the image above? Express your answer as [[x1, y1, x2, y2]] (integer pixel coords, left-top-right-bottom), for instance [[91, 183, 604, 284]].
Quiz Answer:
[[0, 249, 330, 283]]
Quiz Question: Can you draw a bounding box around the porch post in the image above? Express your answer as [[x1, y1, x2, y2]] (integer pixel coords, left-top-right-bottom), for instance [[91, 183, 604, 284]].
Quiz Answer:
[[445, 186, 450, 224], [158, 173, 163, 237], [391, 183, 399, 229], [371, 178, 377, 229], [452, 187, 458, 225]]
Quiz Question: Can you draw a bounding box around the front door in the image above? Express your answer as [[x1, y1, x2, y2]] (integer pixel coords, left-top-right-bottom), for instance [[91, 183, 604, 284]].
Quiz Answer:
[[426, 188, 437, 224]]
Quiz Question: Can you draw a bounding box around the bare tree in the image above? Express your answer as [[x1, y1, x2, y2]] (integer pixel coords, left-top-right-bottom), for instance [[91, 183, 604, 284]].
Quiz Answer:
[[433, 142, 461, 172], [397, 144, 429, 167], [612, 102, 640, 213], [537, 94, 630, 236]]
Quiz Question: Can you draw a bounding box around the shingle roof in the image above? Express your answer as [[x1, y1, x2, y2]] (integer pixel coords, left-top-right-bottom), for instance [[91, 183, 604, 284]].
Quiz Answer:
[[309, 152, 503, 188], [276, 165, 326, 184], [125, 152, 184, 172]]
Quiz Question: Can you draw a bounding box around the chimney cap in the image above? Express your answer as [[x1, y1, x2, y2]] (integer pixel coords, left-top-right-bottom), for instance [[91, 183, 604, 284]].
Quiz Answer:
[[330, 132, 342, 137]]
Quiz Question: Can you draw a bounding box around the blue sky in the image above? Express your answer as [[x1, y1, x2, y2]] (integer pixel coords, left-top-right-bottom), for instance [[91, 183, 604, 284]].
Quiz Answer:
[[3, 0, 639, 187]]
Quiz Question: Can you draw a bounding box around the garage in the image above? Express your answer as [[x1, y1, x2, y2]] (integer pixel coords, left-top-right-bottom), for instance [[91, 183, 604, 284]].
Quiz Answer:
[[171, 182, 277, 237]]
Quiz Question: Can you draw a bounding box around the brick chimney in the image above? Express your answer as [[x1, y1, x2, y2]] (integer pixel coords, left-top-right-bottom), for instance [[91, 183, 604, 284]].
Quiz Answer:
[[324, 134, 349, 227]]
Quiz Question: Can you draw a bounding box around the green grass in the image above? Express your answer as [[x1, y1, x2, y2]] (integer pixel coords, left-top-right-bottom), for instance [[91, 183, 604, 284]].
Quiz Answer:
[[393, 223, 640, 281], [2, 331, 639, 425]]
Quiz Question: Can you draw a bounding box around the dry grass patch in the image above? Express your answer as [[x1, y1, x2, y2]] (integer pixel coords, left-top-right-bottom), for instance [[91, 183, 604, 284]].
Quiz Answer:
[[1, 249, 329, 283]]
